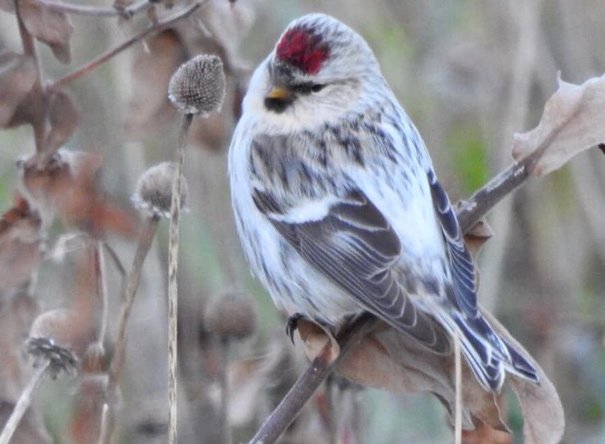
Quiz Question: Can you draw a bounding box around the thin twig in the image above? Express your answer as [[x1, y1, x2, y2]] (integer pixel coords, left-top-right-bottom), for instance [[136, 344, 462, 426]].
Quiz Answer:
[[49, 1, 205, 90], [0, 361, 50, 444], [100, 216, 160, 444], [36, 0, 150, 18], [453, 333, 462, 444]]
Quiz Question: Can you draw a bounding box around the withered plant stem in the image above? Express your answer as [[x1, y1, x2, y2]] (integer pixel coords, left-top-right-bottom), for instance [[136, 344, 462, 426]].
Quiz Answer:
[[454, 333, 462, 444], [0, 361, 50, 444], [219, 337, 232, 444], [100, 215, 160, 444], [248, 148, 547, 443], [49, 1, 205, 91], [95, 240, 109, 354], [167, 113, 193, 444]]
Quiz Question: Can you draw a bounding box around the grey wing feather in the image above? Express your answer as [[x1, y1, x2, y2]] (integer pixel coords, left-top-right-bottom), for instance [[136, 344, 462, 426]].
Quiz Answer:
[[253, 188, 450, 354], [427, 169, 479, 318]]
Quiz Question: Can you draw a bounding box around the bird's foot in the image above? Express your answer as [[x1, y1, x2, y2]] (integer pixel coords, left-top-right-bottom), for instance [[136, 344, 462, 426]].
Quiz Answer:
[[286, 313, 305, 344]]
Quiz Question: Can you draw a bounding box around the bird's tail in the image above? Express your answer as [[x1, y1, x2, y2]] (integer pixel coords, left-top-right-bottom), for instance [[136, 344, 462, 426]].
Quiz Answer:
[[451, 313, 539, 391]]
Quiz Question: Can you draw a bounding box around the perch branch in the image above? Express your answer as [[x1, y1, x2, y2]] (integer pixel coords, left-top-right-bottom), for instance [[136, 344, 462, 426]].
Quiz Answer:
[[249, 314, 378, 444], [248, 147, 549, 443]]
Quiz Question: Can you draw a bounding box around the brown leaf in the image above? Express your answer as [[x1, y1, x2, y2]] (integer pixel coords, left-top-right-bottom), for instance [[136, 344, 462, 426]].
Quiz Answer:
[[18, 0, 73, 63], [125, 30, 187, 138], [297, 314, 563, 441], [297, 318, 341, 364], [69, 374, 107, 444], [483, 311, 565, 444], [0, 51, 37, 127], [512, 73, 605, 177], [0, 196, 43, 291], [45, 89, 79, 153], [20, 150, 136, 237], [463, 217, 494, 257]]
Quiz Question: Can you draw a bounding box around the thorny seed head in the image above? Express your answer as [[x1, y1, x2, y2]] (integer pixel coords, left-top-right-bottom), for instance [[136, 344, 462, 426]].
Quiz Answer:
[[27, 309, 80, 378], [204, 290, 257, 340], [168, 54, 226, 116], [131, 162, 189, 219]]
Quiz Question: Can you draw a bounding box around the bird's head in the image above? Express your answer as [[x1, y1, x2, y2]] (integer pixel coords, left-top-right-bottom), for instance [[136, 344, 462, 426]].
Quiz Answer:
[[245, 14, 384, 131]]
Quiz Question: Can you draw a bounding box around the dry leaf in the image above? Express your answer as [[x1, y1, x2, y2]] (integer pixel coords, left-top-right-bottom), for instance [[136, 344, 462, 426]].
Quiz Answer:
[[483, 311, 565, 444], [0, 51, 37, 127], [45, 89, 79, 153], [125, 30, 186, 138], [297, 315, 563, 442], [0, 196, 43, 291], [18, 0, 73, 63], [20, 150, 136, 237], [463, 217, 494, 257], [69, 374, 107, 443], [512, 73, 605, 177], [297, 318, 341, 364]]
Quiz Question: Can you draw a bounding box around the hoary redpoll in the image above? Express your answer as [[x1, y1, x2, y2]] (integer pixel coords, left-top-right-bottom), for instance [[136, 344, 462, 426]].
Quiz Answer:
[[228, 13, 539, 391]]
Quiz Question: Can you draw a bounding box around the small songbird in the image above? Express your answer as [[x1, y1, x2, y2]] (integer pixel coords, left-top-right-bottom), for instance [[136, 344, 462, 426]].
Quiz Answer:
[[228, 13, 538, 391]]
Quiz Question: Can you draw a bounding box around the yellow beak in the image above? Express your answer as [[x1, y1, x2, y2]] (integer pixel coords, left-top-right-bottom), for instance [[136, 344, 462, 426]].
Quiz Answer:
[[265, 86, 290, 101]]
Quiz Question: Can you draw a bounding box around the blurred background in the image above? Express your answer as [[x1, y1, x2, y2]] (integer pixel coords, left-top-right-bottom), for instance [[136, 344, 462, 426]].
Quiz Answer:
[[1, 0, 604, 442]]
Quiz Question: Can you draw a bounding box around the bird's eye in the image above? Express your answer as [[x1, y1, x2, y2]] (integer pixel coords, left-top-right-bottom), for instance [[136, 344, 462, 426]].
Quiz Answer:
[[311, 84, 325, 93]]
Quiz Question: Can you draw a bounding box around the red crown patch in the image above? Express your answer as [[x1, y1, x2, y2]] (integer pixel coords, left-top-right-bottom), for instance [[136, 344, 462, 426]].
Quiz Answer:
[[275, 27, 329, 75]]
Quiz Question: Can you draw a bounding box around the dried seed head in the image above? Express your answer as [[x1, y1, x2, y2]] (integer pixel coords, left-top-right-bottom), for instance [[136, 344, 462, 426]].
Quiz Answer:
[[131, 162, 188, 219], [204, 290, 257, 340], [27, 309, 80, 377], [168, 54, 226, 116]]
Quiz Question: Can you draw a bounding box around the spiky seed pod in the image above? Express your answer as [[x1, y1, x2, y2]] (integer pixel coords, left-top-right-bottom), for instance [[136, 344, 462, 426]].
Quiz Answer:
[[204, 290, 257, 340], [131, 162, 189, 219], [168, 54, 226, 116], [27, 309, 81, 378]]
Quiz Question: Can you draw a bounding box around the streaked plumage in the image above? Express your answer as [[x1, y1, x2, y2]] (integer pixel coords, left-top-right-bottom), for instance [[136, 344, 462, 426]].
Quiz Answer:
[[228, 13, 538, 391]]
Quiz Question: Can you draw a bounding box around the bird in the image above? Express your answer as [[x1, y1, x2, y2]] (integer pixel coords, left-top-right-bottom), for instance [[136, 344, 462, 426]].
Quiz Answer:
[[228, 12, 539, 392]]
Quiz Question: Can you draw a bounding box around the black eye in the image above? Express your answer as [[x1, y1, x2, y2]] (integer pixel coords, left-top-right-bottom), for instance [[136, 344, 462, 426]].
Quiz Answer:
[[311, 84, 325, 93]]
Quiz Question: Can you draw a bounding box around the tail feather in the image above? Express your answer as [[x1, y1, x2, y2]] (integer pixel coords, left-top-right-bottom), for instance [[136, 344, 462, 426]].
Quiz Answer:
[[503, 340, 540, 383], [450, 313, 539, 391]]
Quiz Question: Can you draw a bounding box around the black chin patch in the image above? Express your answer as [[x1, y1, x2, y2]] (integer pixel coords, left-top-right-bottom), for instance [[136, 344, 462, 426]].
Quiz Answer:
[[264, 96, 294, 113]]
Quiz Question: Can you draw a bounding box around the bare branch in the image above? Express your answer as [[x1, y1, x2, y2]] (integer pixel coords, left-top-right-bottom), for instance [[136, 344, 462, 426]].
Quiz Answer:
[[48, 1, 205, 90], [248, 314, 378, 444], [35, 0, 150, 18]]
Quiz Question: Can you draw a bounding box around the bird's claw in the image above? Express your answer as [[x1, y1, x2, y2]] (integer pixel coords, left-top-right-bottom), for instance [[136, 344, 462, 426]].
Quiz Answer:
[[286, 313, 304, 344]]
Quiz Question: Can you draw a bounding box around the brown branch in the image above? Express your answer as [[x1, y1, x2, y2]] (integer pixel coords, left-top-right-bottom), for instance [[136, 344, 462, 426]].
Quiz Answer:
[[248, 149, 545, 444], [48, 1, 205, 90], [35, 0, 150, 18], [249, 314, 378, 444]]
